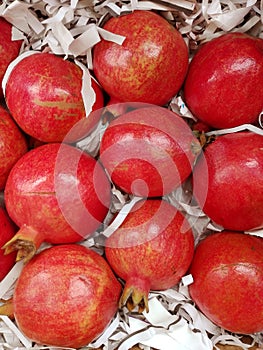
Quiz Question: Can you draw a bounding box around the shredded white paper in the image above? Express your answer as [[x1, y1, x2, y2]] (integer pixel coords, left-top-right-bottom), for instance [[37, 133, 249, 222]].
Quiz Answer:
[[205, 123, 263, 137], [74, 59, 96, 118], [0, 0, 263, 349], [1, 50, 41, 96]]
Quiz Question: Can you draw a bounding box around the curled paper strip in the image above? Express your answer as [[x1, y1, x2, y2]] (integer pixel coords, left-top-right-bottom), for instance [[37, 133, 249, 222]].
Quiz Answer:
[[206, 123, 263, 137], [2, 50, 40, 96], [212, 334, 256, 350], [244, 229, 263, 238], [204, 0, 257, 32], [117, 297, 214, 350], [74, 59, 95, 118], [1, 0, 45, 35], [0, 0, 126, 57], [0, 261, 24, 300], [76, 118, 108, 157], [102, 196, 143, 238], [89, 314, 121, 349], [170, 96, 196, 120], [0, 316, 32, 348], [69, 24, 101, 56]]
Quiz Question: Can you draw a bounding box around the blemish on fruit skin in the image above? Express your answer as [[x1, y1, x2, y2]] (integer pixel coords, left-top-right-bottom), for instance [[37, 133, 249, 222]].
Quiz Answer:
[[33, 98, 83, 110], [23, 191, 56, 196]]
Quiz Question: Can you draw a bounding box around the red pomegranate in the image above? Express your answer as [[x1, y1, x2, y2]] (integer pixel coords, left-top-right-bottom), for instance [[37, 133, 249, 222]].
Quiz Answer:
[[0, 207, 17, 281], [3, 143, 111, 261], [11, 244, 121, 348], [105, 198, 195, 312], [189, 231, 263, 334], [93, 10, 189, 106], [0, 18, 22, 99], [100, 105, 201, 197], [192, 131, 263, 231], [184, 32, 263, 129], [5, 52, 104, 143], [0, 105, 28, 190]]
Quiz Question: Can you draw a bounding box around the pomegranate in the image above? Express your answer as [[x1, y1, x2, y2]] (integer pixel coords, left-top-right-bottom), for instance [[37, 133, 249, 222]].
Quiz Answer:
[[0, 105, 28, 190], [0, 207, 17, 281], [183, 32, 263, 129], [192, 131, 263, 231], [0, 18, 22, 100], [100, 105, 201, 197], [105, 198, 195, 312], [3, 142, 111, 261], [189, 231, 263, 334], [93, 10, 189, 106], [5, 52, 104, 143], [11, 244, 121, 348]]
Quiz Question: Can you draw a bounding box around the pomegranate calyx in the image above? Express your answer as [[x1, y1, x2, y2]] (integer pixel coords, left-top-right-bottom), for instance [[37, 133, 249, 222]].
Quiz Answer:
[[0, 298, 14, 318], [2, 225, 43, 263], [193, 130, 217, 150], [190, 138, 202, 155], [120, 278, 150, 313]]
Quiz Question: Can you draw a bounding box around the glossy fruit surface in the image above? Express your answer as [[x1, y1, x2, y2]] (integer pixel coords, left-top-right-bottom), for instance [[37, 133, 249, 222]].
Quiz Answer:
[[0, 207, 17, 281], [193, 132, 263, 231], [189, 231, 263, 334], [93, 10, 189, 105], [184, 32, 263, 129], [4, 143, 111, 261], [5, 52, 104, 142], [0, 105, 28, 190], [105, 198, 194, 312], [0, 17, 22, 99], [13, 244, 121, 348], [100, 105, 201, 197]]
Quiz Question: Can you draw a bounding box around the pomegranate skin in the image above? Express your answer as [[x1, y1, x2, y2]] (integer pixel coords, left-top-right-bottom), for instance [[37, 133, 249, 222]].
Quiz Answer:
[[193, 132, 263, 231], [93, 10, 189, 106], [0, 18, 22, 99], [5, 52, 104, 143], [100, 105, 201, 197], [105, 199, 195, 312], [184, 32, 263, 129], [0, 106, 28, 190], [4, 143, 111, 260], [189, 231, 263, 334], [0, 207, 17, 281], [13, 244, 122, 348]]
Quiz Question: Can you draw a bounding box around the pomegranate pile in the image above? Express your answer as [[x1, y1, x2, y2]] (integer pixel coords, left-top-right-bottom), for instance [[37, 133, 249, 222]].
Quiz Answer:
[[0, 4, 262, 350]]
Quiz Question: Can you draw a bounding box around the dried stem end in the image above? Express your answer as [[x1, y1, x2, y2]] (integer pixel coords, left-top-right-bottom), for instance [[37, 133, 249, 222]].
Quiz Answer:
[[0, 298, 14, 319], [120, 277, 150, 313], [2, 225, 43, 263]]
